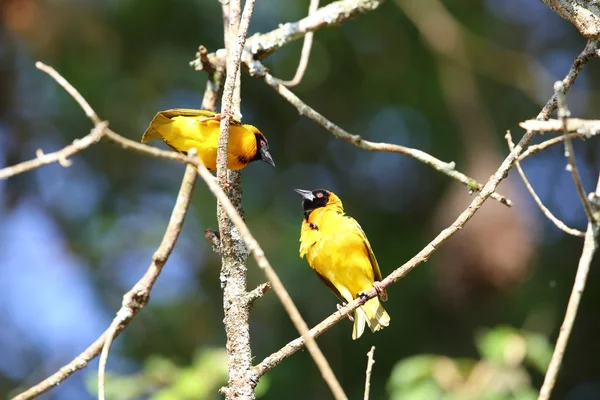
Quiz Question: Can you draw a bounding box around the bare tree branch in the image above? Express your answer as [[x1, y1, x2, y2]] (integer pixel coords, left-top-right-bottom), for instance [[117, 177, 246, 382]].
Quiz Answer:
[[536, 40, 600, 120], [540, 0, 600, 39], [520, 117, 600, 136], [555, 81, 595, 223], [245, 58, 512, 206], [247, 282, 271, 307], [191, 0, 387, 71], [506, 130, 585, 237], [363, 346, 376, 400], [216, 1, 257, 398], [538, 176, 600, 400], [518, 133, 593, 162], [0, 122, 107, 180], [276, 0, 319, 87]]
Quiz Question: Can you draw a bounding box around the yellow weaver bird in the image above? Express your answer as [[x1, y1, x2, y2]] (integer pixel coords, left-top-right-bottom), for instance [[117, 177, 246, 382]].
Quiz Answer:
[[295, 189, 390, 339], [141, 109, 275, 171]]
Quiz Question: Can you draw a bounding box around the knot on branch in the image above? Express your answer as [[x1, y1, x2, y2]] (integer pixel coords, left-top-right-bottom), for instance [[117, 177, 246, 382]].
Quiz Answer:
[[205, 228, 221, 253], [123, 287, 150, 311]]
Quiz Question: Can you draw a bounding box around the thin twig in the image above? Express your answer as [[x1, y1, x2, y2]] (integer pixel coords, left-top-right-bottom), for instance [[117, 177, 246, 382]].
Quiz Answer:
[[518, 133, 588, 162], [0, 122, 107, 180], [537, 40, 600, 120], [35, 62, 102, 124], [192, 0, 387, 70], [97, 317, 121, 400], [247, 282, 271, 307], [506, 130, 585, 237], [520, 117, 600, 136], [277, 0, 319, 87], [538, 176, 600, 400], [363, 346, 376, 400], [555, 81, 595, 223], [245, 59, 512, 206]]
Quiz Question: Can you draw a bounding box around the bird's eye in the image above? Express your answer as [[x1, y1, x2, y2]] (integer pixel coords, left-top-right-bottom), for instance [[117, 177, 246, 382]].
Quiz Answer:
[[316, 192, 324, 199], [260, 139, 266, 147]]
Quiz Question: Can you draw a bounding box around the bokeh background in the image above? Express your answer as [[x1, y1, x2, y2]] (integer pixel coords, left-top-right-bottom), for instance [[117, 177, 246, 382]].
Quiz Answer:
[[1, 0, 600, 399]]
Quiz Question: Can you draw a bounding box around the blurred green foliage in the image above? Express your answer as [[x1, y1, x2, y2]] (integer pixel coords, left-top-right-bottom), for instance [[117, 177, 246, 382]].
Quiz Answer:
[[387, 326, 552, 400]]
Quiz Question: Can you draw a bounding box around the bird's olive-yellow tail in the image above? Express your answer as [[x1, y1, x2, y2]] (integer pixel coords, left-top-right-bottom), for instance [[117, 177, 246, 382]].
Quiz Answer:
[[352, 297, 390, 340], [141, 113, 172, 143]]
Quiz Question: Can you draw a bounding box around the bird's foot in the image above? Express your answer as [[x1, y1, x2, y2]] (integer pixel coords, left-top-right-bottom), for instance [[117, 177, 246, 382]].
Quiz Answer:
[[373, 281, 387, 301], [199, 111, 236, 123], [337, 303, 354, 322]]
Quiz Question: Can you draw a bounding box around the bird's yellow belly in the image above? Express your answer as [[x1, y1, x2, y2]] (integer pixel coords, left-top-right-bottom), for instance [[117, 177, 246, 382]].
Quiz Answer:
[[306, 236, 375, 302]]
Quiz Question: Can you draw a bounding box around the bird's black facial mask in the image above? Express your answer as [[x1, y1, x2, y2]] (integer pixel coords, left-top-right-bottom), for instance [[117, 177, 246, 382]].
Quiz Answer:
[[255, 134, 275, 168], [294, 189, 329, 220]]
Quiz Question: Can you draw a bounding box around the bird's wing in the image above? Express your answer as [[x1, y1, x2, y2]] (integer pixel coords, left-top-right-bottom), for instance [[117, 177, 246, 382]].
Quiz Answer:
[[347, 216, 387, 301], [158, 109, 217, 119], [159, 109, 243, 126]]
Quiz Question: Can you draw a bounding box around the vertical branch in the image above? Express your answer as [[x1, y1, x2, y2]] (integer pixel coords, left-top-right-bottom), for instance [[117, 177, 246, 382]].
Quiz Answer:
[[505, 131, 585, 237], [554, 81, 595, 222], [538, 176, 600, 400], [363, 346, 376, 400], [217, 1, 257, 398]]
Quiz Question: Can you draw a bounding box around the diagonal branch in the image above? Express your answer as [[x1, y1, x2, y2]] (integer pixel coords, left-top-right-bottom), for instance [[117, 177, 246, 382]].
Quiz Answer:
[[536, 40, 600, 120], [506, 130, 585, 237], [191, 0, 387, 71], [518, 133, 596, 162], [538, 176, 600, 400], [246, 58, 512, 206], [0, 122, 107, 180], [554, 81, 595, 223]]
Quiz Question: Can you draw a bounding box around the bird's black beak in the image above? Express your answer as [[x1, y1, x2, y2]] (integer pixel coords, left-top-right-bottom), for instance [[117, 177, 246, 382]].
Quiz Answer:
[[294, 189, 315, 201], [259, 147, 276, 168]]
